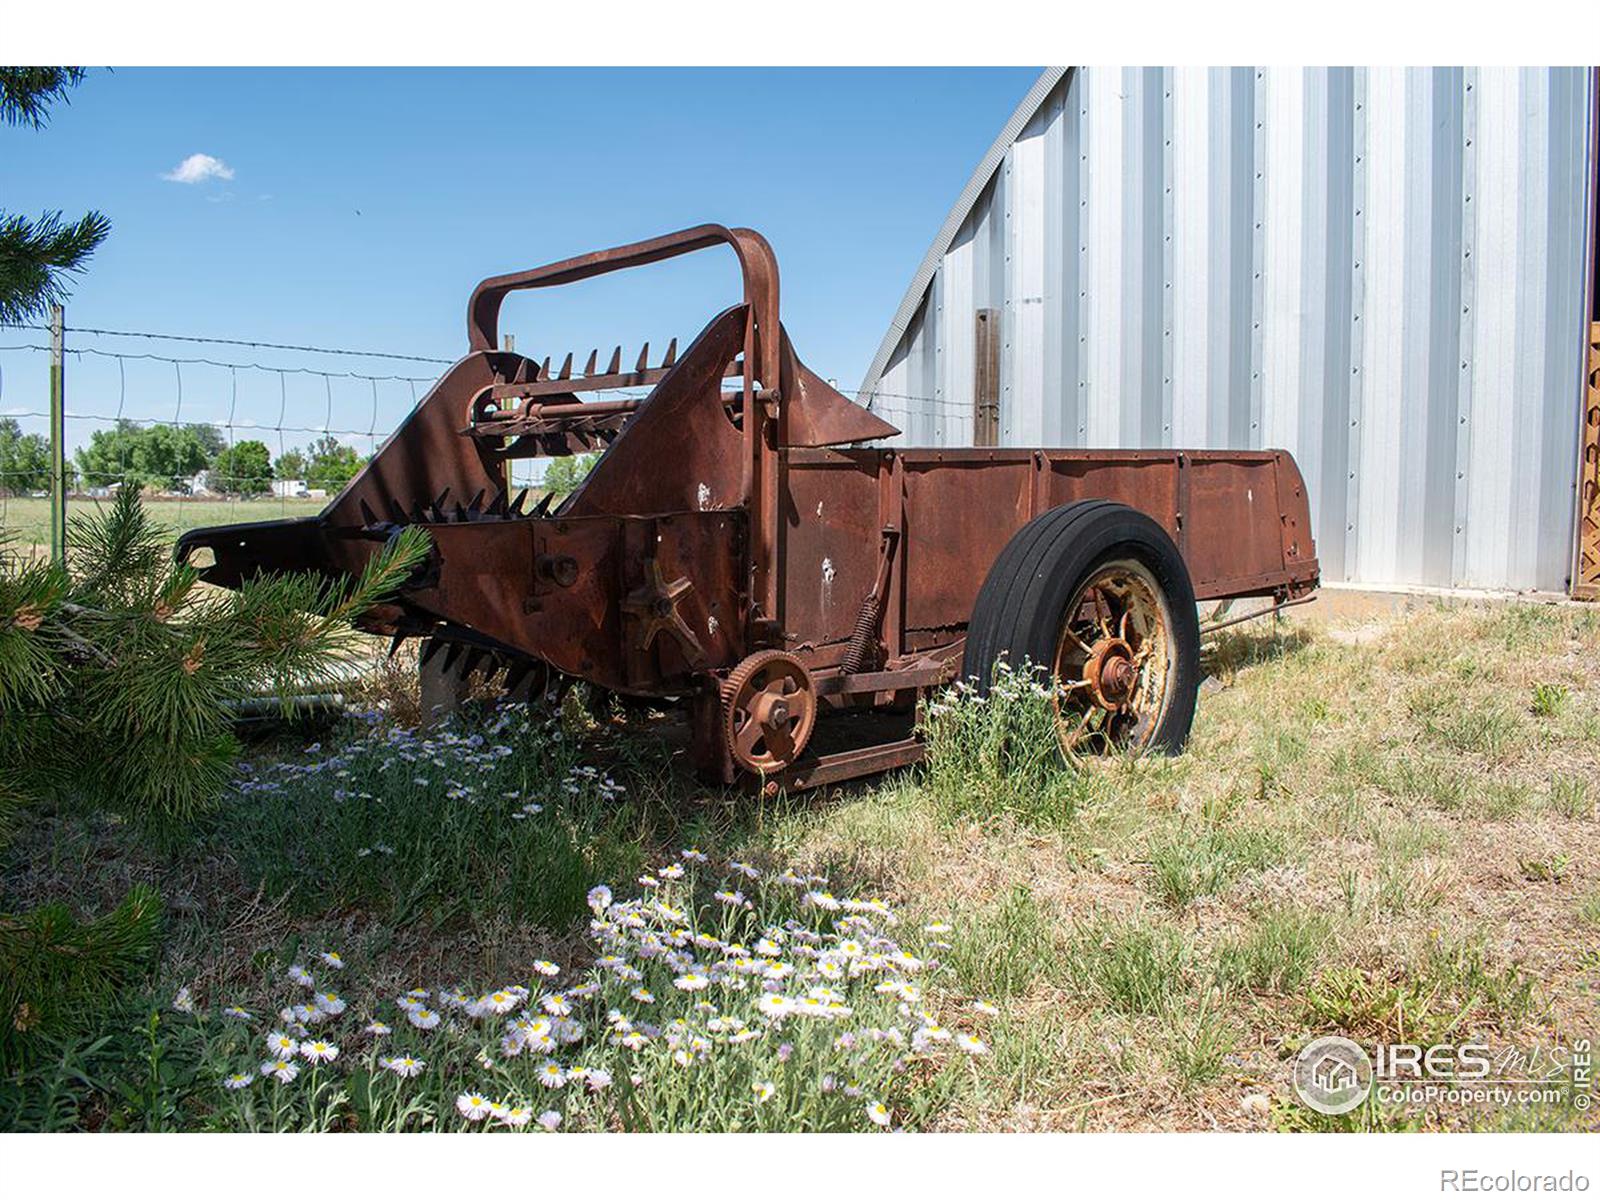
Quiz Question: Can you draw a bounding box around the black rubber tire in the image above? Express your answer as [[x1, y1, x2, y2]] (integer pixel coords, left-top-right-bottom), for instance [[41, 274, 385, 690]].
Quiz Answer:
[[961, 500, 1202, 755]]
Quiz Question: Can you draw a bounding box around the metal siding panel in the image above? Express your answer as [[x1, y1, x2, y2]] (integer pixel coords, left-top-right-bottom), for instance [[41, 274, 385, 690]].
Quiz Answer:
[[1538, 67, 1588, 592], [1510, 67, 1551, 590], [1007, 114, 1048, 446], [1261, 68, 1306, 459], [1086, 67, 1125, 445], [1040, 86, 1067, 446], [1464, 67, 1521, 588], [1419, 68, 1466, 589], [1356, 68, 1408, 585], [1062, 78, 1088, 447], [857, 65, 1591, 595], [1122, 67, 1167, 448], [1173, 66, 1210, 448]]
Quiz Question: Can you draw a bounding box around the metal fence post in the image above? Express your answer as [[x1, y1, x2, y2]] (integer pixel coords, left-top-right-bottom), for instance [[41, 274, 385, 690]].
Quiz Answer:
[[49, 304, 67, 566]]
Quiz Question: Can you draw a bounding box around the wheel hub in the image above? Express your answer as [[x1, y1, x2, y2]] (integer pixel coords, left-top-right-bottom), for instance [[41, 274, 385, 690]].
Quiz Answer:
[[1050, 559, 1174, 756], [1086, 637, 1137, 709]]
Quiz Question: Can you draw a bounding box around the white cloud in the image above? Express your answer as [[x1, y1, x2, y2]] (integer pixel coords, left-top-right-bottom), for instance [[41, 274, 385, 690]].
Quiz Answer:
[[163, 153, 235, 185]]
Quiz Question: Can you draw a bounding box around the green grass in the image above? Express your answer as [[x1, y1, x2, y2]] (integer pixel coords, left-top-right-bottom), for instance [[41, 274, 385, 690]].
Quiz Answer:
[[6, 598, 1599, 1132], [1, 495, 325, 555]]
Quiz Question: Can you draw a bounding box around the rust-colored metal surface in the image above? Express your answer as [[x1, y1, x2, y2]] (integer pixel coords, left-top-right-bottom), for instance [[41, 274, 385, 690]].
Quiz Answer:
[[178, 224, 1319, 788], [1576, 322, 1600, 601]]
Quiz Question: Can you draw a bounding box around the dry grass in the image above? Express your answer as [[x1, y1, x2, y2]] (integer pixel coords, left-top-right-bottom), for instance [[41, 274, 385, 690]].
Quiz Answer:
[[5, 598, 1597, 1132], [743, 601, 1600, 1131]]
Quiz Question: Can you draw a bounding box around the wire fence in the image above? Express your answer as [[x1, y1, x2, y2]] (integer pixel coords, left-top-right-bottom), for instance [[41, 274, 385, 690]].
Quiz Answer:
[[0, 314, 958, 556]]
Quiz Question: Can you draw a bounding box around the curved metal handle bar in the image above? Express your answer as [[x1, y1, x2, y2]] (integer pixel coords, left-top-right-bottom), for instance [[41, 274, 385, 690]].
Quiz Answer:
[[466, 223, 781, 386]]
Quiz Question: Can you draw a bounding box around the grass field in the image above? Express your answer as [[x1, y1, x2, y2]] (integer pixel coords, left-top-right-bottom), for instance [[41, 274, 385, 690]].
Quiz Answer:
[[0, 495, 327, 554], [2, 599, 1597, 1132]]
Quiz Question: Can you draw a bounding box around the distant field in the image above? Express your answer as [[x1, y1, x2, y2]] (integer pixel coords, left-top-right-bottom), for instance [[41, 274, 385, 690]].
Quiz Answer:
[[0, 495, 326, 553]]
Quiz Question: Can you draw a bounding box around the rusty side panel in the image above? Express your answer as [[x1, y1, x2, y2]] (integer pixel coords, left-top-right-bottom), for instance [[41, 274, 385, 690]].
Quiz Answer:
[[782, 448, 1318, 653], [404, 509, 744, 694]]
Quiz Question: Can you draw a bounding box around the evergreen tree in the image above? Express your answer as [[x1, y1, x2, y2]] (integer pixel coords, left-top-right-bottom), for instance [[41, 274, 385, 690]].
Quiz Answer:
[[0, 493, 429, 1065], [0, 69, 108, 325]]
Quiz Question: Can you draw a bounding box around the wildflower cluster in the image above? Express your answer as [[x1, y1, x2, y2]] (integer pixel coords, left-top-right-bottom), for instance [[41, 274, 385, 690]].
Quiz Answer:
[[920, 657, 1085, 825], [222, 704, 645, 929], [173, 854, 996, 1132]]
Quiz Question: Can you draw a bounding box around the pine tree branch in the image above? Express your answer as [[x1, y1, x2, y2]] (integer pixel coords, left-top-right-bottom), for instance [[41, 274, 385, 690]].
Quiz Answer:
[[0, 68, 88, 129], [0, 209, 111, 325]]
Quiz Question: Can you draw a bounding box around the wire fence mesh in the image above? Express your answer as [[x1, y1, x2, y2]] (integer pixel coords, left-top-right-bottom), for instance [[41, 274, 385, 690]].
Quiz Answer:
[[0, 318, 955, 556]]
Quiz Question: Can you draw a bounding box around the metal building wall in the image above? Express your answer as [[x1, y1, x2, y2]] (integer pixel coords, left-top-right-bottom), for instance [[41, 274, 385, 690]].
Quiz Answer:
[[860, 67, 1597, 594]]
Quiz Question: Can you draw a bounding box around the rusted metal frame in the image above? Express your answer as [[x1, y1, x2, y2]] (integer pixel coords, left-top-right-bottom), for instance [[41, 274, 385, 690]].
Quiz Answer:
[[1175, 451, 1191, 558], [878, 451, 907, 665], [1197, 593, 1318, 636], [477, 359, 746, 408], [1575, 322, 1600, 599], [467, 224, 780, 378], [814, 660, 953, 697], [774, 736, 926, 793]]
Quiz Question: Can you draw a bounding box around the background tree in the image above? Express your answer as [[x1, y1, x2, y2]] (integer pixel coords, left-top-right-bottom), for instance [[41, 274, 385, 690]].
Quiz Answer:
[[304, 434, 363, 491], [0, 69, 108, 325], [74, 421, 213, 491], [273, 447, 307, 480], [542, 451, 599, 496], [0, 418, 52, 495], [210, 439, 273, 496]]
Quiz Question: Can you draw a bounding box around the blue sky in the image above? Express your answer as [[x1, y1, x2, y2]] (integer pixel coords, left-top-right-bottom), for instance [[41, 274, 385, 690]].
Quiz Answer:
[[1, 68, 1040, 459]]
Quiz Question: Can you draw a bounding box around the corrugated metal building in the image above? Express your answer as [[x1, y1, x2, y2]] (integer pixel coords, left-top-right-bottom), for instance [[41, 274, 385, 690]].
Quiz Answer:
[[859, 67, 1599, 595]]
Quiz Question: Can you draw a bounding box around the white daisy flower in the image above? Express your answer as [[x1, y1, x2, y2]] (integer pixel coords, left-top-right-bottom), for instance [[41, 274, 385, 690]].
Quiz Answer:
[[752, 1081, 776, 1103], [537, 1110, 561, 1131], [531, 960, 560, 977], [265, 1030, 299, 1058], [172, 987, 197, 1014], [223, 1071, 253, 1090], [970, 1000, 999, 1016], [286, 964, 314, 988], [541, 994, 572, 1017], [673, 972, 710, 992], [756, 994, 792, 1018], [484, 990, 521, 1015], [537, 1062, 566, 1089], [364, 1021, 391, 1036], [382, 1055, 426, 1079], [630, 987, 655, 1004], [300, 1040, 339, 1063], [318, 950, 345, 970], [658, 863, 686, 880], [497, 1104, 532, 1128], [586, 885, 612, 913], [957, 1032, 989, 1055], [223, 1006, 252, 1021], [314, 991, 346, 1016], [457, 1092, 492, 1120], [408, 1007, 442, 1030], [261, 1058, 300, 1083], [585, 1068, 613, 1092], [866, 1100, 891, 1127]]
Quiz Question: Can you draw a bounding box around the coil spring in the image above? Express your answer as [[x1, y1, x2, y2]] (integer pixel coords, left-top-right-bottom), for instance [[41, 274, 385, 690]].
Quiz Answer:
[[839, 591, 883, 675]]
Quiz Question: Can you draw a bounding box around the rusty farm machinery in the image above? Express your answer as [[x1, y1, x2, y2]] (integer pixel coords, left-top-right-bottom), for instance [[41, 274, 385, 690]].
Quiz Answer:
[[178, 224, 1320, 790]]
